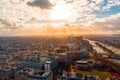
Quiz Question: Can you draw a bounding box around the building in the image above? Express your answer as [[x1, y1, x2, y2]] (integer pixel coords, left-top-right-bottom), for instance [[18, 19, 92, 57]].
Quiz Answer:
[[15, 68, 53, 80], [16, 61, 42, 69], [61, 68, 101, 80], [61, 72, 79, 80], [0, 67, 15, 80], [76, 60, 94, 70]]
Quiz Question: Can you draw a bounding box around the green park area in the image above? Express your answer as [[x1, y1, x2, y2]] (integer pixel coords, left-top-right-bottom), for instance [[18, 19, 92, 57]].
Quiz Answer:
[[76, 70, 111, 79]]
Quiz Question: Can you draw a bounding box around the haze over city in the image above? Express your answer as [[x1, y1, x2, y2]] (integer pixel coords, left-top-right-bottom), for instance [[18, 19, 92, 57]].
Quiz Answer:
[[0, 0, 120, 36]]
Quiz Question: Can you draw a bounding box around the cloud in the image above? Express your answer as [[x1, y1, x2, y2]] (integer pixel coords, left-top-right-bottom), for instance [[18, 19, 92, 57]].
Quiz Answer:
[[90, 13, 120, 32], [100, 0, 120, 11], [27, 0, 54, 9], [1, 0, 120, 26], [22, 23, 94, 36], [65, 0, 73, 4], [0, 19, 24, 30], [0, 0, 120, 36]]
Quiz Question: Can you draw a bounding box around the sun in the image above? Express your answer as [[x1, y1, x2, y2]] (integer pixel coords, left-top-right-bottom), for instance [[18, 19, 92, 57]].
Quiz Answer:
[[50, 1, 71, 20]]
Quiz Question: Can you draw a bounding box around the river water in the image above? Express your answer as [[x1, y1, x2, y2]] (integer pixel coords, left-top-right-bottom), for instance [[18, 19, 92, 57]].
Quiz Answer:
[[84, 38, 120, 64]]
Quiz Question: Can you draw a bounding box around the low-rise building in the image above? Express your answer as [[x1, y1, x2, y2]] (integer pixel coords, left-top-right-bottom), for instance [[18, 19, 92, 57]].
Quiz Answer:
[[76, 60, 94, 70], [15, 68, 53, 80]]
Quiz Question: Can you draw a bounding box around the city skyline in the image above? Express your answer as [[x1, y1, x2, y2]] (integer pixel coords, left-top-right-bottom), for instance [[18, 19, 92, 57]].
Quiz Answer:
[[0, 0, 120, 36]]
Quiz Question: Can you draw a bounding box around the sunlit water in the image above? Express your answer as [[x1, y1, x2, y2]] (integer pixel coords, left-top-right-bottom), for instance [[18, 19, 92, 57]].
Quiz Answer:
[[84, 38, 106, 54], [84, 38, 120, 64], [99, 43, 120, 55]]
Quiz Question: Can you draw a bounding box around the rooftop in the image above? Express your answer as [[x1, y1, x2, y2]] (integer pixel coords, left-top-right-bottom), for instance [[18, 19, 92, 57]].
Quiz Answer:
[[17, 68, 52, 79]]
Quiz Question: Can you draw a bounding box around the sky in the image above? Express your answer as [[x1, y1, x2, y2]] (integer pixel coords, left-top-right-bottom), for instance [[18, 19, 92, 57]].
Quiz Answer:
[[0, 0, 120, 36]]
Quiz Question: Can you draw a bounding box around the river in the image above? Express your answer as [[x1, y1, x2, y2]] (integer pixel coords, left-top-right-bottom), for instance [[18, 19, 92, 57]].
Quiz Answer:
[[84, 38, 120, 64]]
